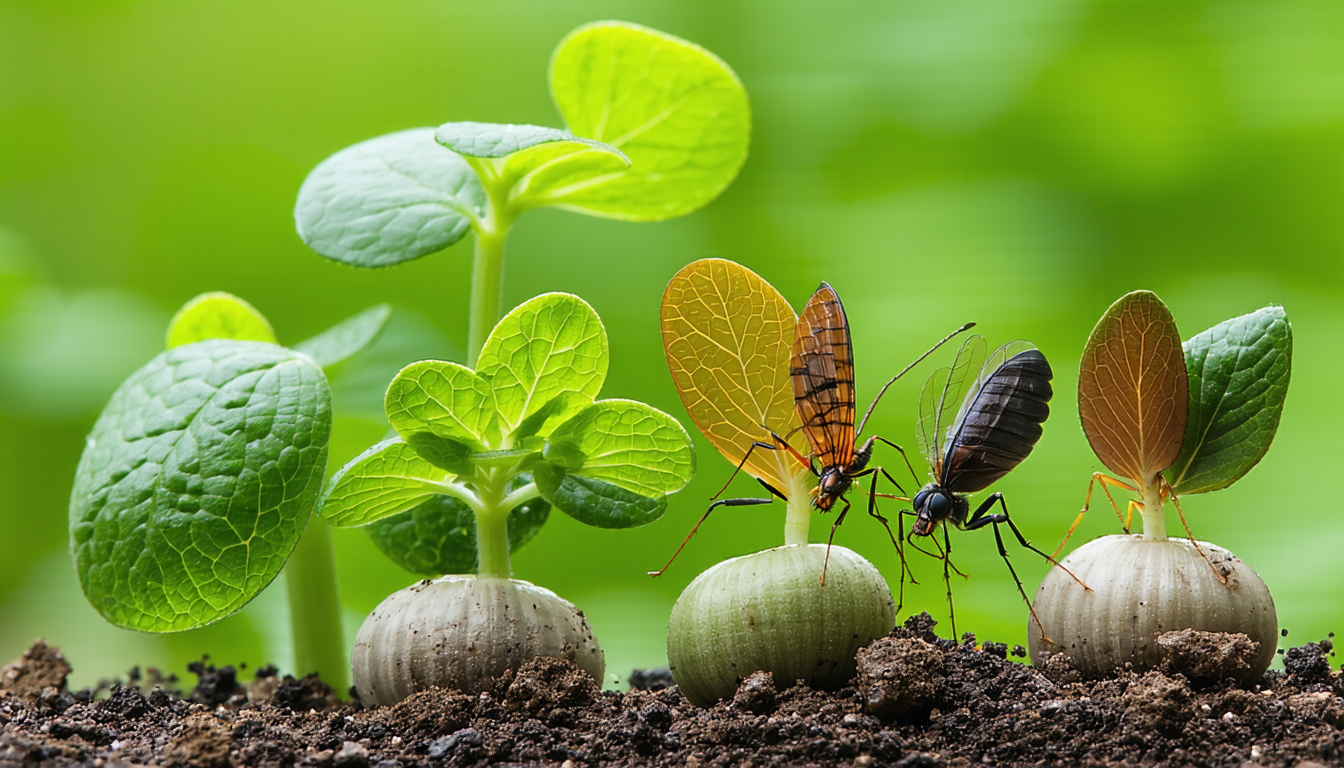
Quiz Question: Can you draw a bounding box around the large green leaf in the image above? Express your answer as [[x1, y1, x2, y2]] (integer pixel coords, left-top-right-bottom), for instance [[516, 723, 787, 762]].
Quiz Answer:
[[533, 463, 667, 529], [547, 399, 695, 497], [1168, 307, 1292, 495], [69, 341, 332, 632], [477, 293, 608, 440], [319, 438, 450, 528], [435, 121, 630, 214], [366, 478, 549, 575], [293, 303, 392, 369], [547, 21, 751, 220], [294, 128, 485, 268], [165, 292, 276, 348], [385, 360, 495, 451]]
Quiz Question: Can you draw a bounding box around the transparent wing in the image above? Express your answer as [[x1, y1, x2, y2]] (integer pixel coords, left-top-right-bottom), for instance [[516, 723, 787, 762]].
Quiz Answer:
[[916, 335, 986, 478]]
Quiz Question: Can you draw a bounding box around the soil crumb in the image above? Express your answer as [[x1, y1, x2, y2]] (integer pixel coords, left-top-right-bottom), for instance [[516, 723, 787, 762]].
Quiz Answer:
[[1157, 628, 1258, 686], [3, 619, 1343, 767]]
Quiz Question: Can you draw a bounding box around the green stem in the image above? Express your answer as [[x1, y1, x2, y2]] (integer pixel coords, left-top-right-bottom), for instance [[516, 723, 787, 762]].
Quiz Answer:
[[1140, 476, 1167, 541], [285, 519, 350, 694], [466, 189, 515, 367], [474, 470, 512, 578], [783, 473, 811, 546]]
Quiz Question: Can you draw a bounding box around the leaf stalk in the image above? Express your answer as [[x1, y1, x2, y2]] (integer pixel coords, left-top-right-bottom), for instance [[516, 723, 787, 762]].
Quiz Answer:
[[284, 518, 350, 694]]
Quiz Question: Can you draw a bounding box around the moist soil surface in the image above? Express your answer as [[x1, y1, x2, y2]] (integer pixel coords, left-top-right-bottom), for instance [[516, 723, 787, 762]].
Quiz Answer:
[[2, 616, 1341, 768]]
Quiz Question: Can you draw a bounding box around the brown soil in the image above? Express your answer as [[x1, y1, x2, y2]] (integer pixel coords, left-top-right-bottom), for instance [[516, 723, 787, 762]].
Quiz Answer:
[[2, 616, 1341, 767]]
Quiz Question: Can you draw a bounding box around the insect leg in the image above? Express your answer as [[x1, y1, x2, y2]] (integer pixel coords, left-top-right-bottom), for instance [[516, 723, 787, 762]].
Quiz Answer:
[[1160, 475, 1230, 586], [964, 493, 1089, 590], [649, 497, 775, 577], [871, 436, 922, 491], [942, 524, 958, 640], [1053, 472, 1140, 559], [820, 500, 852, 586]]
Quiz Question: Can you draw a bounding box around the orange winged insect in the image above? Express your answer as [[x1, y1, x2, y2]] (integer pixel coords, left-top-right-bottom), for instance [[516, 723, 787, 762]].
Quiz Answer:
[[655, 261, 969, 581]]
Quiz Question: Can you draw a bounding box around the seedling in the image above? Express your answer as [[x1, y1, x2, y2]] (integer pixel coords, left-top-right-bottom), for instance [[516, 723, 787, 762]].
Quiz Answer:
[[294, 21, 750, 364], [320, 292, 695, 704], [657, 259, 900, 707], [70, 291, 392, 696], [1029, 291, 1292, 682]]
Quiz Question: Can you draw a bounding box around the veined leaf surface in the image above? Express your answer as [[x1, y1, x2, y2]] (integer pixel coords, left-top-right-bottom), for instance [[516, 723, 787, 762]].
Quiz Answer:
[[660, 258, 807, 497], [1078, 290, 1188, 487]]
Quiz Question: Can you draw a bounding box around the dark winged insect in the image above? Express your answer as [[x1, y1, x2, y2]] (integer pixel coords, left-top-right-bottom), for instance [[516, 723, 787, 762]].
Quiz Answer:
[[906, 335, 1065, 635], [657, 282, 971, 581]]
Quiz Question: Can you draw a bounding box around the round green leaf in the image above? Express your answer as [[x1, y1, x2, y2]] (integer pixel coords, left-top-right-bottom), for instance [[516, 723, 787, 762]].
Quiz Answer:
[[534, 464, 667, 529], [69, 341, 332, 632], [548, 21, 751, 221], [385, 360, 495, 450], [293, 303, 392, 369], [547, 399, 696, 497], [1169, 306, 1292, 495], [294, 128, 486, 268], [319, 438, 450, 528], [477, 293, 608, 440], [366, 479, 549, 575], [166, 292, 277, 349]]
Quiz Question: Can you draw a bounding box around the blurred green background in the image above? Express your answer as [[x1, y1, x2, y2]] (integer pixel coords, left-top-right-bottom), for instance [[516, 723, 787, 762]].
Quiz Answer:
[[2, 0, 1341, 690]]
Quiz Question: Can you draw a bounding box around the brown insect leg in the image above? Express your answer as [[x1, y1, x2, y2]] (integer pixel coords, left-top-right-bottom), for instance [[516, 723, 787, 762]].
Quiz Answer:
[[1160, 475, 1230, 586], [861, 468, 914, 585], [1054, 472, 1139, 559], [820, 500, 852, 586], [649, 496, 774, 577], [710, 433, 809, 503], [871, 436, 922, 492]]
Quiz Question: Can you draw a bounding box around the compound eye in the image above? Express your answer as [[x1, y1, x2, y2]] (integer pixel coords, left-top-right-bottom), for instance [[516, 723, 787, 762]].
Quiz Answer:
[[929, 493, 949, 516], [913, 490, 928, 509]]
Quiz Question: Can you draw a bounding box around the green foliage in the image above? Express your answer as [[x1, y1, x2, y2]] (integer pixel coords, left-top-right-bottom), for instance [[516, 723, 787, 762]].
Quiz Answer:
[[70, 341, 332, 632], [166, 292, 276, 348], [320, 293, 695, 574], [294, 304, 393, 368], [1169, 307, 1293, 495], [293, 21, 749, 269]]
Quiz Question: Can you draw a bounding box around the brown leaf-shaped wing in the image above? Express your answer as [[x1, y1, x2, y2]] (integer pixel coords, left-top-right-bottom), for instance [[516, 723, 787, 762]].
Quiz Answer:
[[661, 259, 808, 495], [1078, 290, 1188, 486], [791, 283, 856, 471]]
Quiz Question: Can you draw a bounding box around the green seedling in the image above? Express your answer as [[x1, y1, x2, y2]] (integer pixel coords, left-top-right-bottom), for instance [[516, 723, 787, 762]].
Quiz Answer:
[[70, 291, 392, 695], [323, 292, 695, 703], [1030, 291, 1292, 682], [294, 20, 750, 364]]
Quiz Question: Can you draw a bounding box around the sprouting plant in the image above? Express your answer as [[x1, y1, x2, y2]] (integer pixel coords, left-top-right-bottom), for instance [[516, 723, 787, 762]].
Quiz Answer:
[[656, 259, 896, 707], [319, 292, 695, 704], [293, 21, 750, 365], [69, 291, 391, 695], [1029, 290, 1292, 682]]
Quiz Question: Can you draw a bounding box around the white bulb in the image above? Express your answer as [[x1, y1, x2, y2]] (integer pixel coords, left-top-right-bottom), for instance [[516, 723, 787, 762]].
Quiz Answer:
[[667, 544, 895, 707], [1029, 534, 1277, 684], [352, 575, 605, 706]]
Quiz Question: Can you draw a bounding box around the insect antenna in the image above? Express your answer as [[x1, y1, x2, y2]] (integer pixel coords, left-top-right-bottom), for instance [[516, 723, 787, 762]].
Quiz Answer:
[[856, 322, 975, 437]]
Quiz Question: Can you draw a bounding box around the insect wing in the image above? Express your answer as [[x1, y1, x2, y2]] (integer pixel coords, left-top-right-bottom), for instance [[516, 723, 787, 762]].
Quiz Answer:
[[916, 335, 986, 478], [790, 283, 856, 471], [661, 259, 807, 495], [940, 342, 1053, 493]]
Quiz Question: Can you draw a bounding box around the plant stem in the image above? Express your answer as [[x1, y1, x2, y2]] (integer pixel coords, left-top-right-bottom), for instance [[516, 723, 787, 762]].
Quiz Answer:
[[783, 473, 811, 546], [285, 519, 350, 694], [474, 470, 512, 579], [1140, 477, 1167, 541], [466, 192, 514, 367]]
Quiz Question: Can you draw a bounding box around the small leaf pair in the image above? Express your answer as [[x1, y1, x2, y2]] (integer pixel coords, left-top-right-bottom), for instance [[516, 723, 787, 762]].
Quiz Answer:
[[71, 292, 391, 632], [295, 21, 751, 269], [320, 292, 696, 575], [1078, 290, 1292, 501]]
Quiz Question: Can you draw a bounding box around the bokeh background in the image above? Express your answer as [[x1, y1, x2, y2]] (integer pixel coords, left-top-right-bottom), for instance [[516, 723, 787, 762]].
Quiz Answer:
[[2, 0, 1341, 690]]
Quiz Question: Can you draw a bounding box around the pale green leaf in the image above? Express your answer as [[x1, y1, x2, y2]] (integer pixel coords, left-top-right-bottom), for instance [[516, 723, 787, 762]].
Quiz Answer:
[[547, 21, 751, 220], [547, 399, 695, 497], [319, 438, 451, 527], [166, 292, 276, 348], [293, 304, 392, 369], [69, 341, 331, 632], [385, 360, 495, 450], [294, 128, 485, 268], [477, 293, 608, 440], [1169, 307, 1293, 495]]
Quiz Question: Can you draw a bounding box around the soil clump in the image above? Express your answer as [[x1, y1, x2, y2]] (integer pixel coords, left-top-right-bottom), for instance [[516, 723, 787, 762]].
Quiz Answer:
[[2, 617, 1341, 767]]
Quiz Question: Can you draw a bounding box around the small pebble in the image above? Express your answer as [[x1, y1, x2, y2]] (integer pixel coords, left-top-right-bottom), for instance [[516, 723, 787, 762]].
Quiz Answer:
[[1223, 712, 1237, 723]]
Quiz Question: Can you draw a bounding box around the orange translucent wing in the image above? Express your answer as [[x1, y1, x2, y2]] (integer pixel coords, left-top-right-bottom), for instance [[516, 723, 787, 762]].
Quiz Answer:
[[661, 259, 809, 494], [790, 283, 856, 471]]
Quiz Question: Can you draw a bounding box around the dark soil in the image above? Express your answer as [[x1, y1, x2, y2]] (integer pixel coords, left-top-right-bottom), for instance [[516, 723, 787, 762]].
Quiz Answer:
[[3, 617, 1342, 767]]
